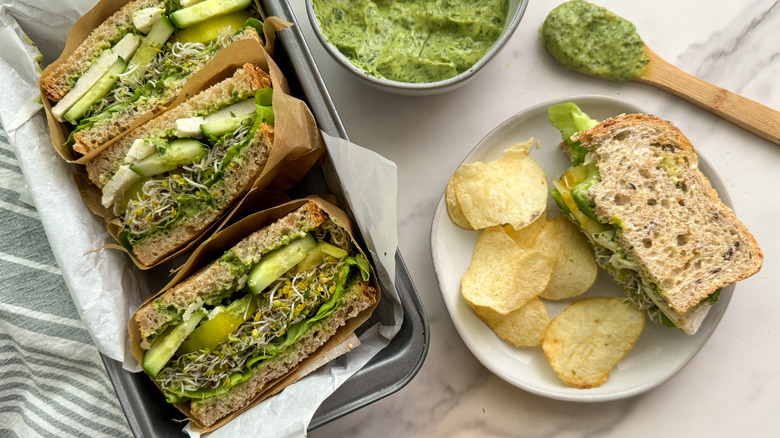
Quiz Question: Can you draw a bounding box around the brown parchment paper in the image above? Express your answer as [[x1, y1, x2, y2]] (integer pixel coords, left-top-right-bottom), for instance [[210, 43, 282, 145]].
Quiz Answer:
[[127, 196, 381, 433], [37, 0, 291, 162], [74, 42, 325, 269]]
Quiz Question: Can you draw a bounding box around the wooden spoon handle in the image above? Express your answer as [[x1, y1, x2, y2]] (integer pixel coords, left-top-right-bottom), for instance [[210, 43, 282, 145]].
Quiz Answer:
[[636, 46, 780, 145]]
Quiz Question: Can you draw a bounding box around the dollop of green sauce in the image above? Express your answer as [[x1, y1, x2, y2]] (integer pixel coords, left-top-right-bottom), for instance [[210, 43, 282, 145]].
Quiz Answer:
[[313, 0, 509, 83], [540, 0, 649, 82]]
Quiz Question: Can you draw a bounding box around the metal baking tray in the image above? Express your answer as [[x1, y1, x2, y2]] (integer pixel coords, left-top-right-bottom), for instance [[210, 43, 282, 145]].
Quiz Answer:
[[100, 0, 430, 435]]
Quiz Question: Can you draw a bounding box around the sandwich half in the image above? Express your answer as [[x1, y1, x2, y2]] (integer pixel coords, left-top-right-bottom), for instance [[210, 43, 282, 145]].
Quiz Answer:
[[549, 105, 763, 334], [130, 200, 378, 428], [86, 63, 274, 267], [40, 0, 263, 155]]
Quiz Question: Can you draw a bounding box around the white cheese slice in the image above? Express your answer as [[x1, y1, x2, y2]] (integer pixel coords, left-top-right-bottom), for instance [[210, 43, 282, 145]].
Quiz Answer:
[[203, 99, 255, 124], [132, 7, 165, 34], [101, 165, 141, 208], [680, 304, 712, 335], [112, 33, 142, 61], [175, 117, 206, 138], [125, 138, 157, 163], [51, 33, 141, 122]]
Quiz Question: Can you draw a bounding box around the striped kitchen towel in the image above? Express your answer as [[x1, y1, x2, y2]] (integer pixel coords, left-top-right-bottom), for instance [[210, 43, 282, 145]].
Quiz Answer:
[[0, 122, 132, 438]]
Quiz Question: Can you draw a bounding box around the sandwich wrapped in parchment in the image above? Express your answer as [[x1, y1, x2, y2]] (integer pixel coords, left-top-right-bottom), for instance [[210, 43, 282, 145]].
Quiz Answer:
[[83, 63, 284, 267], [129, 199, 379, 429], [39, 0, 266, 157]]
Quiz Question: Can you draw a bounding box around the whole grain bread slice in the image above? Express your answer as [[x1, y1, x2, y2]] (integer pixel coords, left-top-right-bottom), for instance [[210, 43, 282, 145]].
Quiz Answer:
[[134, 201, 328, 340], [85, 63, 272, 267], [572, 114, 763, 314]]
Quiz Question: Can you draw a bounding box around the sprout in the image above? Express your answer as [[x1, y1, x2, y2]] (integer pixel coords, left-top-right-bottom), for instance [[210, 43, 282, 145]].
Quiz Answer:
[[122, 121, 252, 239], [155, 222, 355, 395]]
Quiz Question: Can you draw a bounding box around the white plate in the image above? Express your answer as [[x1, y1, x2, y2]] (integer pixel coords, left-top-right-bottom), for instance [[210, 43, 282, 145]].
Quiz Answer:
[[431, 96, 734, 401]]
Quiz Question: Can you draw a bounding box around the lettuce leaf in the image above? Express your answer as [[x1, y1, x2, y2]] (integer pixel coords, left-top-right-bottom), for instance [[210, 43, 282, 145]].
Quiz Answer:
[[548, 102, 599, 166]]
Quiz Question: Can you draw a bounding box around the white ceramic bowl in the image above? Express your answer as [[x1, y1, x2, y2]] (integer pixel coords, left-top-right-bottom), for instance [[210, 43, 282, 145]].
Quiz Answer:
[[305, 0, 529, 95]]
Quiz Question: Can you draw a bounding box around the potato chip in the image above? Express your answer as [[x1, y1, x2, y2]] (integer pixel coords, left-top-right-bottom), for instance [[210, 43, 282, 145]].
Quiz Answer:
[[542, 297, 645, 388], [535, 218, 598, 300], [452, 140, 548, 230], [461, 226, 555, 314], [503, 210, 547, 249], [473, 298, 550, 347], [445, 174, 472, 229]]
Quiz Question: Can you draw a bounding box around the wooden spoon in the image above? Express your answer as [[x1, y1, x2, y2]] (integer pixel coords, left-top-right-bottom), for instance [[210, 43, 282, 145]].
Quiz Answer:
[[636, 46, 780, 145]]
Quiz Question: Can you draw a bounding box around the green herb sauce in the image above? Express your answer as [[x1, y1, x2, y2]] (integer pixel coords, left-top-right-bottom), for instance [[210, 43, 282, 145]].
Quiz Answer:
[[312, 0, 510, 83], [540, 0, 649, 82]]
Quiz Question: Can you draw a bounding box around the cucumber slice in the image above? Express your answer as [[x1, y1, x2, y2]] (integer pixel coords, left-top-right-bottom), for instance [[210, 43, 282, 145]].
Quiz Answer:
[[248, 234, 317, 294], [199, 98, 257, 136], [129, 138, 208, 177], [175, 294, 257, 355], [204, 98, 256, 123], [200, 114, 255, 137], [170, 0, 252, 29], [143, 309, 206, 377], [63, 58, 128, 123], [119, 175, 152, 208], [175, 9, 252, 44], [296, 241, 348, 273], [52, 33, 140, 122], [124, 16, 175, 84]]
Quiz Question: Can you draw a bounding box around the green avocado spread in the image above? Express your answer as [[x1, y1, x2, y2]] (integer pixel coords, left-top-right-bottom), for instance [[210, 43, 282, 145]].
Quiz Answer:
[[540, 0, 649, 82], [312, 0, 510, 83]]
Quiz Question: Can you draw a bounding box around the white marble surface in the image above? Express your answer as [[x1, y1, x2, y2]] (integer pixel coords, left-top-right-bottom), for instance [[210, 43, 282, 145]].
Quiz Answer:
[[295, 1, 780, 436]]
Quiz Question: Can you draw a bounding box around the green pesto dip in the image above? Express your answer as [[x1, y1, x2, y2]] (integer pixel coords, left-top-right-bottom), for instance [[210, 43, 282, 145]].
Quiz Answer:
[[540, 0, 649, 82], [312, 0, 510, 83]]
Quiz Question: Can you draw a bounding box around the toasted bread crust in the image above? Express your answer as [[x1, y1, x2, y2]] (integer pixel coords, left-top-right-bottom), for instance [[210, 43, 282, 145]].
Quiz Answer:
[[134, 201, 328, 339], [574, 114, 763, 313]]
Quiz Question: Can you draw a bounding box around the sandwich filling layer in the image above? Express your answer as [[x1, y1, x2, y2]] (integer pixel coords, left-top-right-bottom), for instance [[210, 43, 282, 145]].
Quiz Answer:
[[70, 29, 239, 133], [111, 86, 273, 248], [141, 217, 372, 404]]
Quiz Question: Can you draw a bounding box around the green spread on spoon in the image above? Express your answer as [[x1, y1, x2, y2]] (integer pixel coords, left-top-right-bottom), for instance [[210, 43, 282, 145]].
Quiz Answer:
[[540, 0, 649, 82], [312, 0, 510, 83]]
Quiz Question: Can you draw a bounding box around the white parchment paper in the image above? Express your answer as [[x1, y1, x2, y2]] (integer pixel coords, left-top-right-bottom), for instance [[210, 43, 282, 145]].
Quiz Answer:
[[0, 1, 404, 435]]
